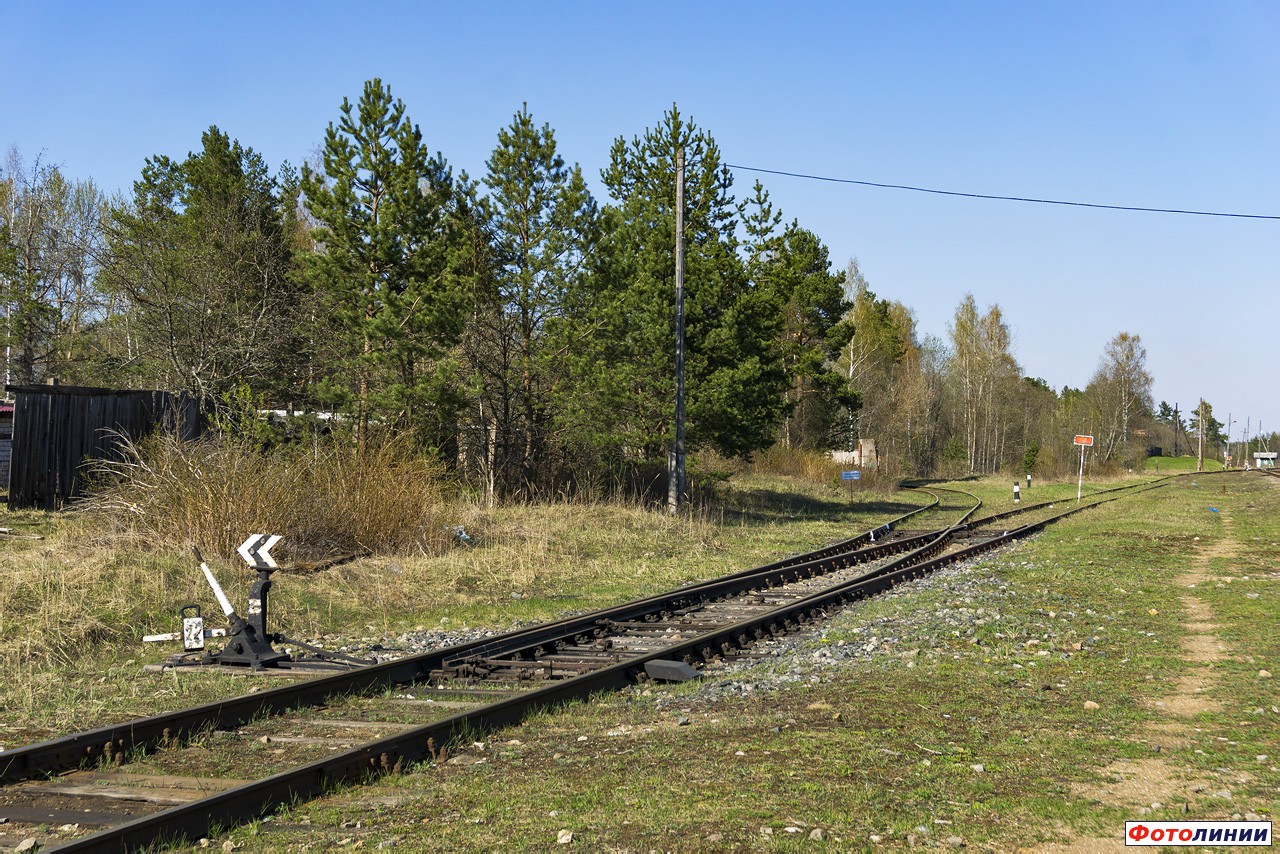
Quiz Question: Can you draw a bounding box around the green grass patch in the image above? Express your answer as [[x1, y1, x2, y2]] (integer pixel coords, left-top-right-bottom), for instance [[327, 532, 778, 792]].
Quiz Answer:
[[211, 473, 1278, 851], [5, 471, 1277, 850]]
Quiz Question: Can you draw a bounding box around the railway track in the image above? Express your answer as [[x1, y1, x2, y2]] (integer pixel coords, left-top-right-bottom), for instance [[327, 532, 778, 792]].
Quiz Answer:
[[0, 477, 1180, 851]]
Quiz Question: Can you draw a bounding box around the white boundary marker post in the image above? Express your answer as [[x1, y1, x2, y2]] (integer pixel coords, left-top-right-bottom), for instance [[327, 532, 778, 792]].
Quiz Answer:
[[1073, 434, 1094, 504]]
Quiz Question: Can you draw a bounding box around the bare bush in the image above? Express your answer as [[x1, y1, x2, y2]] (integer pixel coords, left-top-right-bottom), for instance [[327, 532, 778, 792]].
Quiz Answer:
[[79, 433, 454, 561]]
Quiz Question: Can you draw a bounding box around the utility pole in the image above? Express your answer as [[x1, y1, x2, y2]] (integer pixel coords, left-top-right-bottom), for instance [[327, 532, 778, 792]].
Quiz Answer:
[[1245, 417, 1251, 469], [1196, 400, 1205, 473], [667, 147, 686, 515], [1173, 403, 1179, 457], [1225, 412, 1233, 468]]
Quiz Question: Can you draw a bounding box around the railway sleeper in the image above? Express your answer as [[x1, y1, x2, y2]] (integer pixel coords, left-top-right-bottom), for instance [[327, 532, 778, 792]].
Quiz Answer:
[[700, 602, 784, 613], [541, 649, 625, 662]]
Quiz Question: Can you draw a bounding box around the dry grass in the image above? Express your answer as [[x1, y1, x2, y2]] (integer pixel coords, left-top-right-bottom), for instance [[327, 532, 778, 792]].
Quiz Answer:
[[1, 434, 456, 716], [325, 500, 725, 609], [0, 471, 863, 733], [0, 518, 212, 724], [0, 491, 728, 713], [719, 444, 898, 494], [78, 433, 453, 562]]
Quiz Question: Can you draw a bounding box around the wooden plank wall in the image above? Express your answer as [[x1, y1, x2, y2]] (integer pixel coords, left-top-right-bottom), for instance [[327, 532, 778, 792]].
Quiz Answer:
[[0, 439, 10, 491], [6, 387, 201, 511]]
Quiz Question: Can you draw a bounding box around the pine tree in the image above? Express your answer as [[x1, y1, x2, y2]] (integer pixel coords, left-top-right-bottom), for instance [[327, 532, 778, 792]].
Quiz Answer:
[[468, 105, 596, 498], [301, 79, 469, 454], [741, 185, 852, 449], [552, 107, 789, 475]]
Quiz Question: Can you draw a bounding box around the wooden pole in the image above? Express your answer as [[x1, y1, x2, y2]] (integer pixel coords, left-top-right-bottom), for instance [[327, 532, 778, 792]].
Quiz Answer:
[[668, 148, 686, 515]]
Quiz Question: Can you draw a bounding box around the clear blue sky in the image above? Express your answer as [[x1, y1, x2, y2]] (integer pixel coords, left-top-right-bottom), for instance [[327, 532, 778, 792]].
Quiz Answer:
[[5, 1, 1278, 447]]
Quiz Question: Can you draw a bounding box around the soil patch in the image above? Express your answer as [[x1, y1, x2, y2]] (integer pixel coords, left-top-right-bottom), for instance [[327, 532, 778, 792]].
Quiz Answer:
[[1047, 514, 1242, 850]]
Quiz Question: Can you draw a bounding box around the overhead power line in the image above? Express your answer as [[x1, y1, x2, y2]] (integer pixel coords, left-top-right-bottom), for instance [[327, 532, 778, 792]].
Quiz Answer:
[[724, 163, 1280, 221]]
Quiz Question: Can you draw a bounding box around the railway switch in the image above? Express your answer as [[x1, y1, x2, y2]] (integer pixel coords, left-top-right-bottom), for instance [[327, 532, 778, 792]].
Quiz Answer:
[[195, 545, 290, 669], [146, 543, 372, 672]]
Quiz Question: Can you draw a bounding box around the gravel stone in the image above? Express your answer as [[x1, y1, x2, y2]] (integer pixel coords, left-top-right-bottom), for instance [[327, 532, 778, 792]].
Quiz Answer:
[[647, 539, 1048, 708]]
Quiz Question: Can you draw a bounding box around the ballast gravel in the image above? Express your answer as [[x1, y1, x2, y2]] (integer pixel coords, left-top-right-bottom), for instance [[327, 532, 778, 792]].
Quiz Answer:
[[297, 533, 1125, 710], [641, 535, 1121, 709]]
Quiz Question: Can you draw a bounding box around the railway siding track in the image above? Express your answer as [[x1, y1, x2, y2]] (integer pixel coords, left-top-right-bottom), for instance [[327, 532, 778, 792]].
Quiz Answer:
[[0, 477, 1186, 851], [1, 491, 957, 792]]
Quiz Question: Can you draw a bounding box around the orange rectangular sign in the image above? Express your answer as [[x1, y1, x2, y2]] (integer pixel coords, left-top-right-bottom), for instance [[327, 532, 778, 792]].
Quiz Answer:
[[1074, 435, 1094, 446]]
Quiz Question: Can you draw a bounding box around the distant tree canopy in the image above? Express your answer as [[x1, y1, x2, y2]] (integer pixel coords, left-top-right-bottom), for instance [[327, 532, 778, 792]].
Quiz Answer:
[[3, 79, 1206, 501], [1, 149, 108, 385]]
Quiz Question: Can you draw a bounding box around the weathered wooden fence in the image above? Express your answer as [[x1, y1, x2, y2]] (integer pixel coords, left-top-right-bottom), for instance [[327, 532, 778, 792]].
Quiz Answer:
[[5, 384, 202, 511], [0, 403, 13, 491]]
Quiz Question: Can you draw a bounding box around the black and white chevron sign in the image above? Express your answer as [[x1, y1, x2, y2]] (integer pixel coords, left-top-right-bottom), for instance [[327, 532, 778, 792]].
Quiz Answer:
[[237, 533, 281, 568]]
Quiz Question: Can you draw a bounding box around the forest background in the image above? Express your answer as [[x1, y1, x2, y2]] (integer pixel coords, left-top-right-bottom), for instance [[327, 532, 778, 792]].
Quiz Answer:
[[0, 80, 1254, 507]]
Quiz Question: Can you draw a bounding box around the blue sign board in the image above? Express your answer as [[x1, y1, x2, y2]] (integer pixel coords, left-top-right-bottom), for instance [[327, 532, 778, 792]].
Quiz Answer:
[[841, 470, 861, 481]]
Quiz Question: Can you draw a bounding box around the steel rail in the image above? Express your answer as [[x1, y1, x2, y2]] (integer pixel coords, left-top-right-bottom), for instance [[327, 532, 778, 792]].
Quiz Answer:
[[963, 474, 1173, 530], [54, 480, 1157, 852], [0, 490, 953, 787], [0, 477, 1173, 793], [439, 487, 977, 672]]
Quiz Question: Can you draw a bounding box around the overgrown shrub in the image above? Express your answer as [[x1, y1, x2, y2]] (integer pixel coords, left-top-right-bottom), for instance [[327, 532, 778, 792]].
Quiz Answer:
[[80, 433, 454, 561]]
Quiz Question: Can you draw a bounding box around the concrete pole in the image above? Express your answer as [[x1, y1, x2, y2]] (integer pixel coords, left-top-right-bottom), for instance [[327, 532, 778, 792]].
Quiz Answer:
[[1197, 400, 1205, 473], [668, 147, 686, 515]]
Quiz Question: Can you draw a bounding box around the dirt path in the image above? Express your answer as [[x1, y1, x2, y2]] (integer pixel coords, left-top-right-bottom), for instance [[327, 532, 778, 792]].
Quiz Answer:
[[1039, 513, 1246, 852]]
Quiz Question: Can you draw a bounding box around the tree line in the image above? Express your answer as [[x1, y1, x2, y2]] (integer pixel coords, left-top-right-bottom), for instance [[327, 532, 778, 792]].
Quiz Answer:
[[2, 79, 1259, 500]]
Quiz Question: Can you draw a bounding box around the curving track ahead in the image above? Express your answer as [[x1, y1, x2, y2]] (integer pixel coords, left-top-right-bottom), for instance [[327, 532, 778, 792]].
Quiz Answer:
[[0, 476, 1193, 851]]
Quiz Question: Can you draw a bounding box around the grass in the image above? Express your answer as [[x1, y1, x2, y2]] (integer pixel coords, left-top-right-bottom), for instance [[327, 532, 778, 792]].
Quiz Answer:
[[3, 468, 1276, 851], [0, 469, 928, 743], [79, 432, 456, 561], [1143, 454, 1226, 473], [194, 471, 1277, 851]]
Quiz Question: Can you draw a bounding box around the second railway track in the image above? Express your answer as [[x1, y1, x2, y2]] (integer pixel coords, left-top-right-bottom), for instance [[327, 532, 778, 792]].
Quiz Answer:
[[0, 476, 1184, 851]]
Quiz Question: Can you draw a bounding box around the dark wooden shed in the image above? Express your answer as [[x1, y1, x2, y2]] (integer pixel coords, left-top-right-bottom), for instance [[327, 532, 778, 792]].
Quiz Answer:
[[5, 384, 202, 511], [0, 402, 13, 492]]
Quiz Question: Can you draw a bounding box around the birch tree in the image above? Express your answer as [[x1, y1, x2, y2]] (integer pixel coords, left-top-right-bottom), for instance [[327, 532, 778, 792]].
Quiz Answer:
[[838, 261, 903, 451], [947, 294, 1020, 472], [1084, 332, 1153, 463], [1, 149, 108, 385]]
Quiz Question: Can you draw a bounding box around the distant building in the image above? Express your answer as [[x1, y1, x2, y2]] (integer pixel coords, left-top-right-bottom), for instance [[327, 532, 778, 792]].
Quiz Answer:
[[830, 439, 878, 469], [1254, 451, 1277, 469]]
